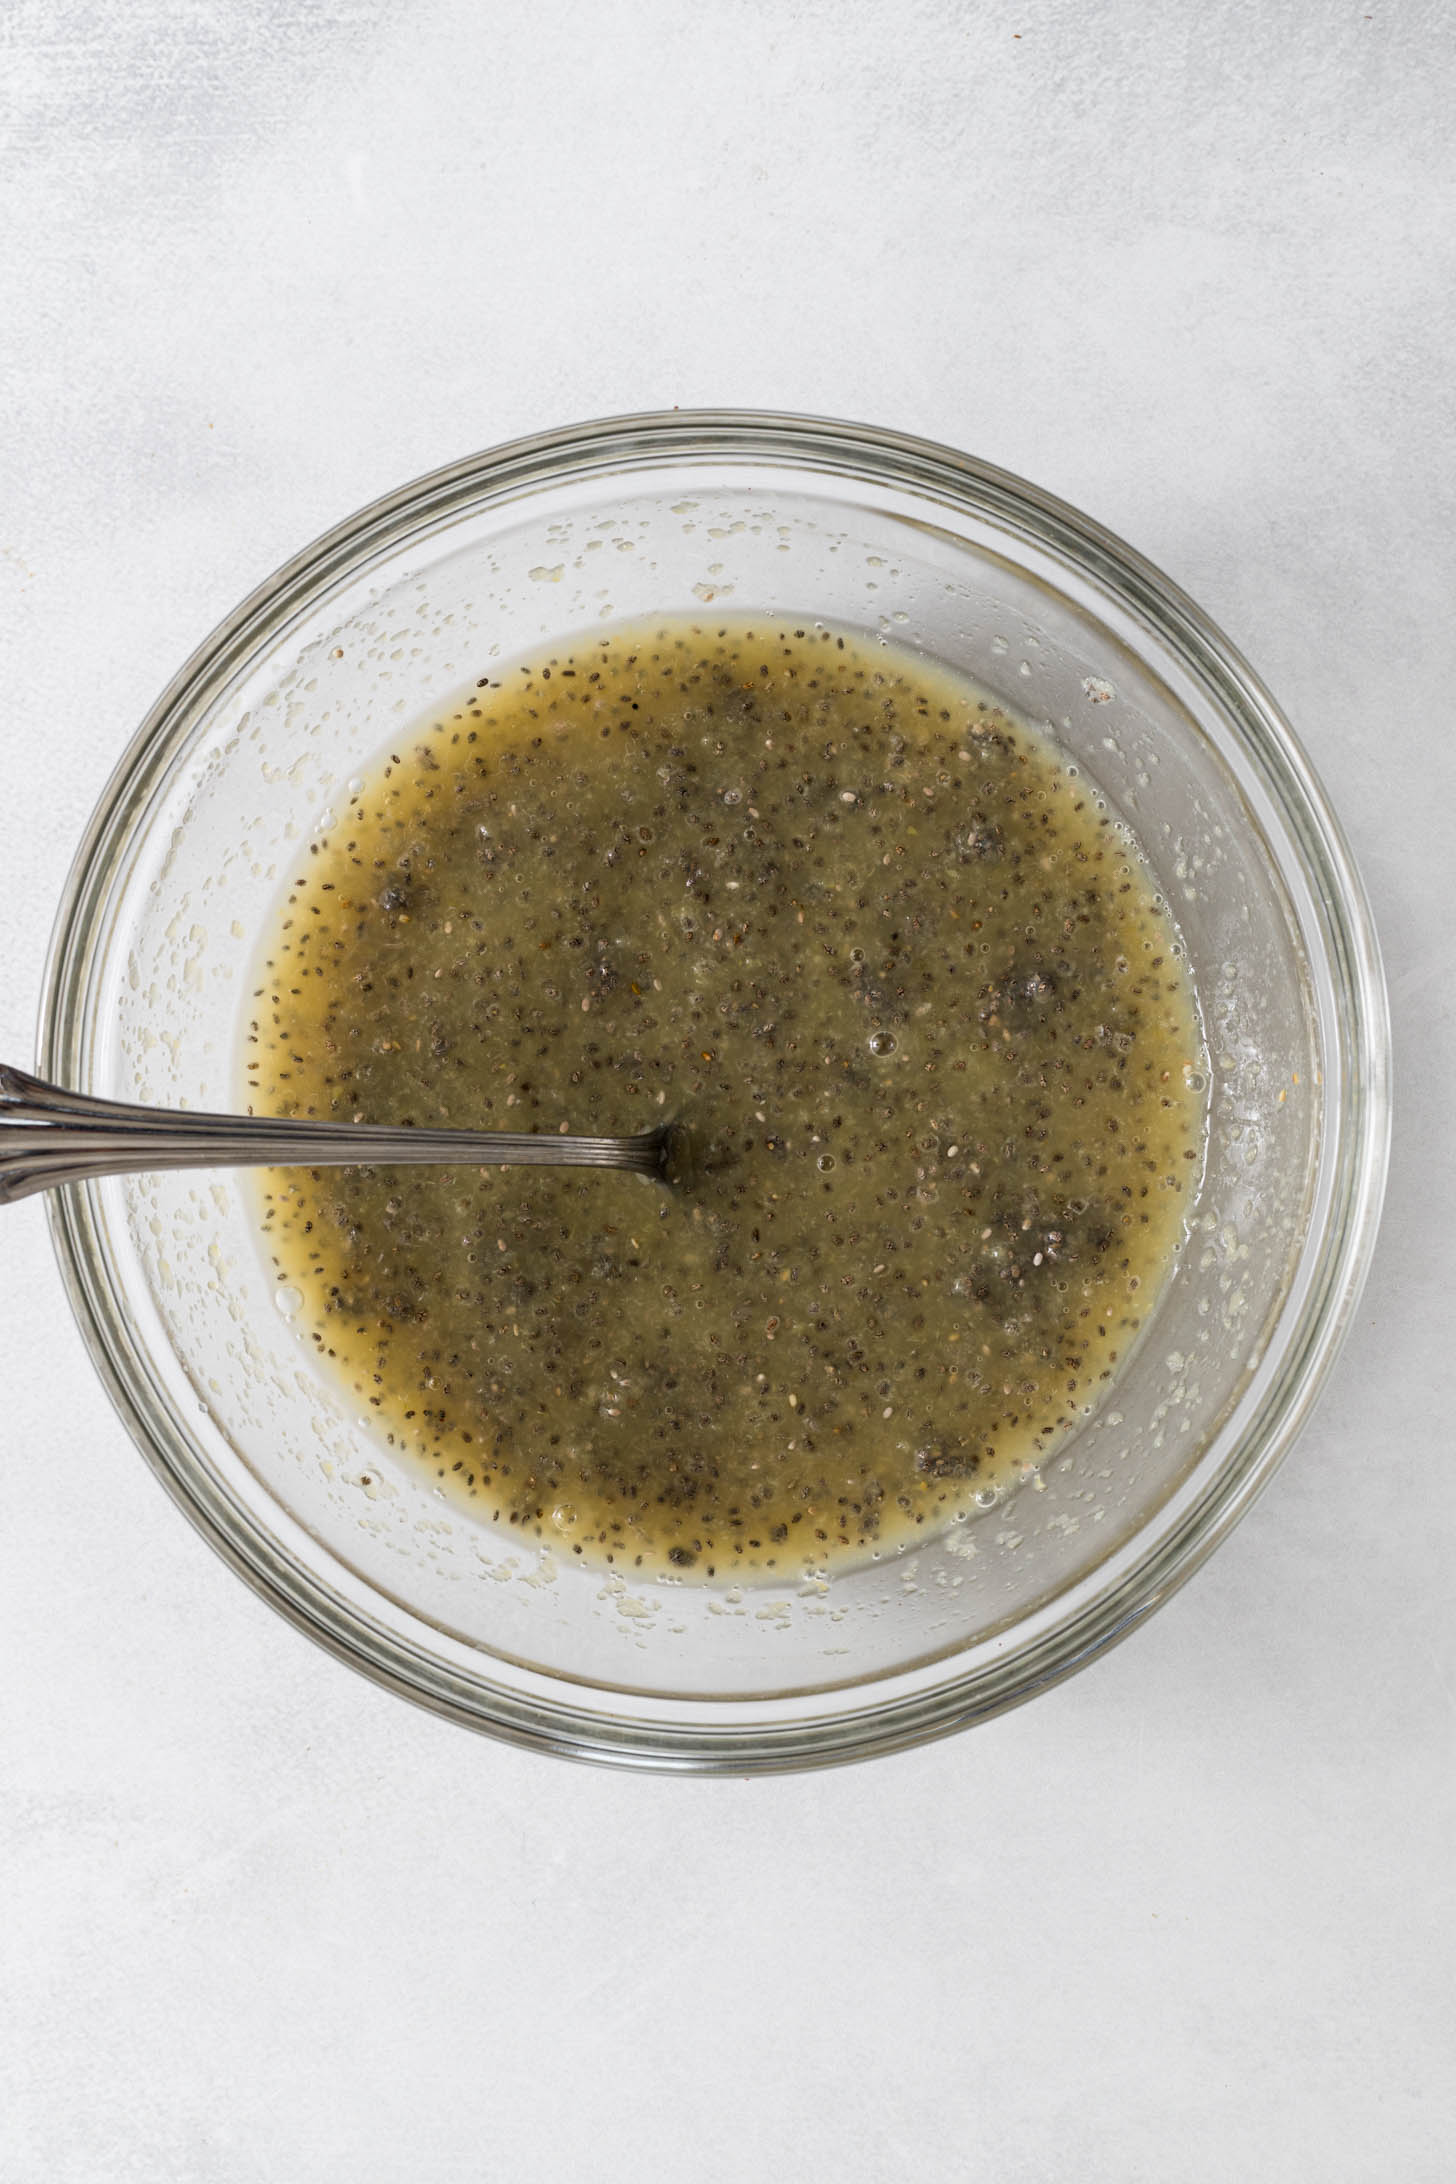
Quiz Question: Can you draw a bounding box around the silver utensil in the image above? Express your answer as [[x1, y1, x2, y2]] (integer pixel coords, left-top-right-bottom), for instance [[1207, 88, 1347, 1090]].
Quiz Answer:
[[0, 1063, 677, 1205]]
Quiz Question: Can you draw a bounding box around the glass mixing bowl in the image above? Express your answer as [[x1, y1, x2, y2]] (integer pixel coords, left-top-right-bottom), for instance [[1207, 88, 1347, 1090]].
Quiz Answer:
[[40, 412, 1390, 1770]]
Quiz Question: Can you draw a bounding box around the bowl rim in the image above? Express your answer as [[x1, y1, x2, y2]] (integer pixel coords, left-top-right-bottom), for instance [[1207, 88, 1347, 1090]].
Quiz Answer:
[[38, 407, 1392, 1771]]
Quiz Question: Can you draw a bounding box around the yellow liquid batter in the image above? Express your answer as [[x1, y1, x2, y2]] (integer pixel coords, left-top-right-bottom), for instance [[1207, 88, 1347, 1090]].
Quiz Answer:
[[248, 619, 1205, 1576]]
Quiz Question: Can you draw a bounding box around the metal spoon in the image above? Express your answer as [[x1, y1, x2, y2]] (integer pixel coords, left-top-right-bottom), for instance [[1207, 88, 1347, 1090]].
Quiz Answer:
[[0, 1062, 678, 1205]]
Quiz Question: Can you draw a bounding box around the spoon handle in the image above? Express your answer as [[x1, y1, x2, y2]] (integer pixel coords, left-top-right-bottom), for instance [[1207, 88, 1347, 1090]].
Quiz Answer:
[[0, 1063, 672, 1205]]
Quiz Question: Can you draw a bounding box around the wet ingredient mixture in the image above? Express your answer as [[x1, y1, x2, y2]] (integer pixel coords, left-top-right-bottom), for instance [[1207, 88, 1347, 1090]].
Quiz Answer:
[[249, 620, 1205, 1576]]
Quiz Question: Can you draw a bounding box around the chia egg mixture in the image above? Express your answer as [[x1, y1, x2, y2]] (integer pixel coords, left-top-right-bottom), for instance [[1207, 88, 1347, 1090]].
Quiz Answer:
[[249, 618, 1205, 1578]]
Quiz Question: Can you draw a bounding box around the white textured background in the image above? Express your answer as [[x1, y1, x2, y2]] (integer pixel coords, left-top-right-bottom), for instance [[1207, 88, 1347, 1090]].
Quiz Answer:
[[3, 5, 1453, 2178]]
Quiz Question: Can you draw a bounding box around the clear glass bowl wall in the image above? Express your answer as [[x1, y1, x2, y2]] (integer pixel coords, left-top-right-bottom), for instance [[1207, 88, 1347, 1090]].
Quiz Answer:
[[41, 418, 1388, 1767]]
